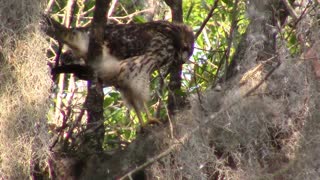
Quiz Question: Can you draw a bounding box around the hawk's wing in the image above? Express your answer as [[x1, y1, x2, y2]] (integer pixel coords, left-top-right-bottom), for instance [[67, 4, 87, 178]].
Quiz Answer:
[[42, 17, 194, 62]]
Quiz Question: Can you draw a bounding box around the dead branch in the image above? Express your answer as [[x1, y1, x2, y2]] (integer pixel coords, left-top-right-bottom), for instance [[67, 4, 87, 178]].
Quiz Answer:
[[281, 0, 298, 21], [243, 56, 280, 98]]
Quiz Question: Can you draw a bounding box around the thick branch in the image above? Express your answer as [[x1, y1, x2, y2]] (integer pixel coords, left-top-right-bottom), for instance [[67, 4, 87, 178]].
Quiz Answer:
[[222, 0, 239, 82], [165, 0, 185, 116], [165, 0, 182, 22], [84, 0, 111, 152]]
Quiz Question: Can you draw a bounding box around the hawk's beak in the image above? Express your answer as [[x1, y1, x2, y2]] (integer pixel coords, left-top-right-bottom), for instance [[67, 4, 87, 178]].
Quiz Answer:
[[182, 51, 189, 61]]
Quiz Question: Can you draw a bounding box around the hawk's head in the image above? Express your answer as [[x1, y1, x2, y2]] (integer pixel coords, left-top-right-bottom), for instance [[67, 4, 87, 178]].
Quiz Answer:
[[178, 24, 195, 62], [145, 21, 194, 64], [160, 22, 194, 63], [58, 29, 89, 58]]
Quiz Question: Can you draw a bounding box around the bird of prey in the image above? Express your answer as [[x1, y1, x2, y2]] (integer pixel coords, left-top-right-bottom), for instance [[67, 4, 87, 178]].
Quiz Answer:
[[42, 16, 195, 127]]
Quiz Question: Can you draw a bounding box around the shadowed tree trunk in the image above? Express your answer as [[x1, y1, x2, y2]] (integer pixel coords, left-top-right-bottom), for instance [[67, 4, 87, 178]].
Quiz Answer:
[[50, 0, 111, 178], [82, 0, 111, 153], [164, 0, 185, 116]]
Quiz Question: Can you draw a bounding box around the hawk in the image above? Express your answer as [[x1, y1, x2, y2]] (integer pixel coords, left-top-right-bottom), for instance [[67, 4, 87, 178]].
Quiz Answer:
[[42, 16, 195, 127]]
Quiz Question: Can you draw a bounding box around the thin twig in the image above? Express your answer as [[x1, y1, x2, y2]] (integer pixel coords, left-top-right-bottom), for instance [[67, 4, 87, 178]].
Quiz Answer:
[[110, 9, 153, 19], [195, 0, 219, 39], [107, 0, 118, 17], [156, 91, 174, 139], [244, 57, 281, 97], [66, 109, 86, 147], [281, 0, 298, 21], [194, 47, 225, 53], [80, 9, 153, 22], [62, 89, 76, 127], [185, 1, 194, 21], [212, 48, 227, 86], [285, 1, 311, 42], [81, 6, 95, 17], [193, 64, 204, 109], [75, 0, 86, 26], [45, 0, 56, 13]]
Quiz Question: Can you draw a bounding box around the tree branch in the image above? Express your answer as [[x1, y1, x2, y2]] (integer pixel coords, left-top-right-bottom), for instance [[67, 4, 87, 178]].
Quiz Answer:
[[195, 0, 219, 39], [165, 0, 185, 116], [223, 0, 239, 82], [281, 0, 298, 21], [83, 0, 111, 152]]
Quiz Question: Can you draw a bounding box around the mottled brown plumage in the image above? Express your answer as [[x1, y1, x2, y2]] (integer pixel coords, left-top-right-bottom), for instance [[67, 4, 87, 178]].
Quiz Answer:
[[43, 16, 195, 126]]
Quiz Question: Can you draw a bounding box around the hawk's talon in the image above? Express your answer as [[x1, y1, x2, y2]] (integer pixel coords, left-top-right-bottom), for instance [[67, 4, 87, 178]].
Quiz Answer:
[[137, 117, 162, 133], [146, 117, 162, 125]]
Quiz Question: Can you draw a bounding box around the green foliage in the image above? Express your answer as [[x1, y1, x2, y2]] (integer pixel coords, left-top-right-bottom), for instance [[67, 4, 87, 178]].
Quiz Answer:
[[284, 26, 300, 55], [183, 0, 249, 91]]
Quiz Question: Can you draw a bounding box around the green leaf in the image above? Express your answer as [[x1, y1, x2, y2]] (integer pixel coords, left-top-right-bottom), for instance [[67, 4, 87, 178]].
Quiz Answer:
[[221, 0, 233, 7], [109, 92, 120, 99], [133, 15, 146, 23], [104, 97, 114, 107], [175, 89, 187, 96]]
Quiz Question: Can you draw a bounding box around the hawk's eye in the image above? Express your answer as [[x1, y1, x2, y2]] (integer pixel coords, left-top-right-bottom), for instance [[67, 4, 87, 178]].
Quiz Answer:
[[72, 29, 77, 36], [183, 46, 192, 56]]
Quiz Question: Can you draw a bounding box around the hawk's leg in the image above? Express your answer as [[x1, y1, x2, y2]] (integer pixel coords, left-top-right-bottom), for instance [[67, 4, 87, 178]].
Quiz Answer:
[[131, 102, 162, 129], [132, 103, 145, 128], [143, 104, 162, 125]]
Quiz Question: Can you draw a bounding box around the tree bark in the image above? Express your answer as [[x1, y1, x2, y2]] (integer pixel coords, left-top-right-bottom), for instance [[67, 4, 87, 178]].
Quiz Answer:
[[226, 0, 294, 80], [164, 0, 185, 116], [51, 1, 111, 178], [83, 0, 111, 152]]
